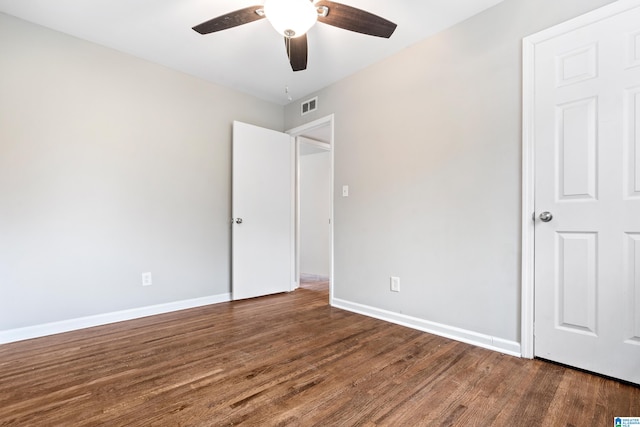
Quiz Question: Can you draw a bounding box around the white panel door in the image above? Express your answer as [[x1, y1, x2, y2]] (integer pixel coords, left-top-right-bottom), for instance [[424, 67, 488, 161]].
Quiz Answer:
[[232, 121, 293, 300], [534, 4, 640, 384]]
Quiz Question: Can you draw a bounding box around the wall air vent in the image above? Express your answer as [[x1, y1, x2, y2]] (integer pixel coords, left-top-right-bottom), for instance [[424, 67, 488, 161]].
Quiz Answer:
[[301, 96, 318, 116]]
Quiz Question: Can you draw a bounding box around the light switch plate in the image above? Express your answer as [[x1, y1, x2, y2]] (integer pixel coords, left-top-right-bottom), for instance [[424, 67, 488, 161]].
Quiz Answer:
[[391, 276, 400, 292]]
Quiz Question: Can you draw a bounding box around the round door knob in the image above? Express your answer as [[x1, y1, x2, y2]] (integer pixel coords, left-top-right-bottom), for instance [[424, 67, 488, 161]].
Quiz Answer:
[[539, 212, 553, 222], [235, 218, 243, 224]]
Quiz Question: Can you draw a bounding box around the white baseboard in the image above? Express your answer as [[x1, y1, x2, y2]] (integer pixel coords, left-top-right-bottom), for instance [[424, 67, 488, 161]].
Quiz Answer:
[[2, 294, 521, 357], [331, 297, 521, 357], [0, 293, 232, 345], [300, 273, 330, 282]]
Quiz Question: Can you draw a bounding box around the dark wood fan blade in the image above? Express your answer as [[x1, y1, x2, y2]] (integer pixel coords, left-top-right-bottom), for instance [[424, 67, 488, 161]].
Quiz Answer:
[[192, 6, 265, 35], [316, 1, 396, 38], [285, 35, 308, 72]]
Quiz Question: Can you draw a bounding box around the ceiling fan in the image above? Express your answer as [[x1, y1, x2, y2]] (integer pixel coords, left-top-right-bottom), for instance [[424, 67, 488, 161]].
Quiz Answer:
[[192, 0, 397, 72]]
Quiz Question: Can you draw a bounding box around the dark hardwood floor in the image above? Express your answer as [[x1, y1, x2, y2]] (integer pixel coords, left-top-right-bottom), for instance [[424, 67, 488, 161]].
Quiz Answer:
[[1, 281, 638, 426]]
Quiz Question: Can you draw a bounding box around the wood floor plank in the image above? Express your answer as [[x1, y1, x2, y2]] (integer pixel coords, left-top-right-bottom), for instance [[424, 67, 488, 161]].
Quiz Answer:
[[1, 281, 638, 426]]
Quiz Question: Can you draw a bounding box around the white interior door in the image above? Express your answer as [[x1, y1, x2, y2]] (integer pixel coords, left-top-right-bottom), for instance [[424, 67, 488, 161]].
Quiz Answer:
[[232, 121, 293, 300], [533, 3, 640, 384]]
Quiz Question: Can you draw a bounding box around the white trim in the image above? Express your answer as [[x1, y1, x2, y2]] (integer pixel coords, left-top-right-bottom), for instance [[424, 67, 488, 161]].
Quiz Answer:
[[0, 293, 231, 345], [289, 133, 297, 291], [521, 33, 536, 359], [293, 133, 301, 290], [298, 136, 330, 150], [333, 298, 521, 357], [521, 0, 640, 360], [287, 115, 335, 137], [287, 114, 335, 302], [524, 0, 640, 45]]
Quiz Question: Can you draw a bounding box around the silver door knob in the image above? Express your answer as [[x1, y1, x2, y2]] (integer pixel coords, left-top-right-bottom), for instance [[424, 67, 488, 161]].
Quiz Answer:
[[539, 212, 553, 222], [235, 218, 243, 224]]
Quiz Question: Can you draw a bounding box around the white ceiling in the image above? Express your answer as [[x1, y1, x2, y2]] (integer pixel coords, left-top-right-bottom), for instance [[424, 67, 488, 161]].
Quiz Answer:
[[0, 0, 505, 105]]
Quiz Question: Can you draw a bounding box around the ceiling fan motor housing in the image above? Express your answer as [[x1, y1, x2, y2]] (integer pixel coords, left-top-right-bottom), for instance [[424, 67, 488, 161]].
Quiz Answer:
[[264, 0, 318, 38]]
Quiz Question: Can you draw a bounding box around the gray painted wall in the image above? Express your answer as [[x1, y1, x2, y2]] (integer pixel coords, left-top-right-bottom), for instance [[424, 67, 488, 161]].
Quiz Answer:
[[0, 0, 618, 342], [300, 149, 331, 277], [284, 0, 615, 343], [0, 13, 283, 330]]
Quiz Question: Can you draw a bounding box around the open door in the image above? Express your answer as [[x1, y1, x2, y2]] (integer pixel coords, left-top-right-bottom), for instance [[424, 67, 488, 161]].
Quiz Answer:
[[232, 121, 294, 300]]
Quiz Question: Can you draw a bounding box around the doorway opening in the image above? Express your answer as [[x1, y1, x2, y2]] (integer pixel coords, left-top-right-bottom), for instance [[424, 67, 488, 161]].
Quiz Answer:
[[287, 115, 334, 303]]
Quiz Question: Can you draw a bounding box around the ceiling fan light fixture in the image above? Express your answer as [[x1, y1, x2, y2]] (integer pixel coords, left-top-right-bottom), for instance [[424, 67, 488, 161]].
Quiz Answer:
[[264, 0, 318, 38]]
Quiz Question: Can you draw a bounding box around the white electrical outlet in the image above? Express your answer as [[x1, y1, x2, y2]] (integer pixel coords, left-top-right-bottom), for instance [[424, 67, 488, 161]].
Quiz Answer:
[[142, 272, 152, 287], [390, 276, 400, 292], [342, 185, 349, 197]]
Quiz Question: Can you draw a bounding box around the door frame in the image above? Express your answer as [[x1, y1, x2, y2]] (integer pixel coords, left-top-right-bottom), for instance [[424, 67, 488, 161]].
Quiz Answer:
[[521, 0, 640, 359], [287, 114, 335, 303]]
